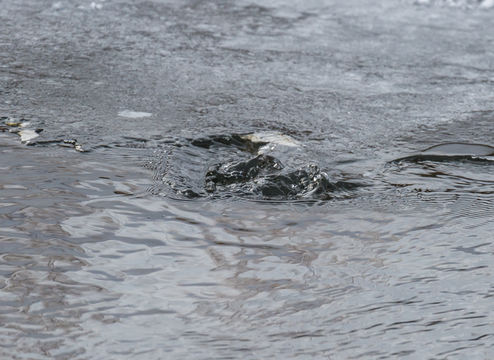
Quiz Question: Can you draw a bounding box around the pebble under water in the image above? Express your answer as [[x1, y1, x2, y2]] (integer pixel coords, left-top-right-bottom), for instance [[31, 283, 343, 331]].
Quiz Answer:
[[2, 0, 494, 359]]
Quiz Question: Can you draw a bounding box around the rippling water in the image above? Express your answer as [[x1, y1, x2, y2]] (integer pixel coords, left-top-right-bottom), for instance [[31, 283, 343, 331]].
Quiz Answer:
[[2, 0, 494, 358]]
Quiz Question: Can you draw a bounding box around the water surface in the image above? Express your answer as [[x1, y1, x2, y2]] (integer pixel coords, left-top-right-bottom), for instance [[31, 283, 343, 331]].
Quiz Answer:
[[2, 0, 494, 358]]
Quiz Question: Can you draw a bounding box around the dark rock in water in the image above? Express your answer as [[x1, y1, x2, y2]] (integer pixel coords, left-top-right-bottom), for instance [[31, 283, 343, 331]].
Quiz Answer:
[[191, 134, 266, 154], [205, 155, 360, 201], [393, 142, 494, 163], [158, 133, 363, 201], [180, 189, 201, 199], [255, 165, 360, 200], [205, 154, 283, 192]]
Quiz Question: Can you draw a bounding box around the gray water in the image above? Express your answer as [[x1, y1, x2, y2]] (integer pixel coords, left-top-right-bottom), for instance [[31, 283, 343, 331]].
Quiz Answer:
[[2, 0, 494, 358]]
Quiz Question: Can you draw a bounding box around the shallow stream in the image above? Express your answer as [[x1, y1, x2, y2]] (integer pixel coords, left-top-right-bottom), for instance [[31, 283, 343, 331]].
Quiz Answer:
[[2, 0, 494, 358]]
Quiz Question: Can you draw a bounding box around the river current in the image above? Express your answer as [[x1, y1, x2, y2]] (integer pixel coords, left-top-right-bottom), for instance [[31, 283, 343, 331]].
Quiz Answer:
[[2, 0, 494, 358]]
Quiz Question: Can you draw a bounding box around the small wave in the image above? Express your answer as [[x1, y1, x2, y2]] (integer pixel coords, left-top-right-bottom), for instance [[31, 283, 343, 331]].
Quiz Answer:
[[384, 143, 494, 213], [391, 143, 494, 163]]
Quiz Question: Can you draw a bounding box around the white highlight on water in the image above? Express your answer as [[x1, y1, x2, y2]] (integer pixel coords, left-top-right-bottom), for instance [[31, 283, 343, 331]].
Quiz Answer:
[[480, 0, 494, 8], [89, 2, 103, 10]]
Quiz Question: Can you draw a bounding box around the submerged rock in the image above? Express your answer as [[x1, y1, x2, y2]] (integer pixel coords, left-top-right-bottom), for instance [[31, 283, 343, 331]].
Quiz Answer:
[[205, 154, 283, 193], [190, 133, 266, 153], [205, 156, 360, 201], [254, 165, 361, 201], [197, 133, 361, 200], [158, 132, 363, 201]]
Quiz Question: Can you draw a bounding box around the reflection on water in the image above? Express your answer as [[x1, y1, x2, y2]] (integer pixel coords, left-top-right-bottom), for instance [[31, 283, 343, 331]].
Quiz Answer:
[[3, 0, 494, 358], [2, 133, 494, 358]]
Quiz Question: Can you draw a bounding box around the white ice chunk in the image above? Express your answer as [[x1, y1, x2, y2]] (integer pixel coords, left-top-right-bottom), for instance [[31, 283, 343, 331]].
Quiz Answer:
[[118, 110, 153, 119], [19, 130, 39, 143]]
